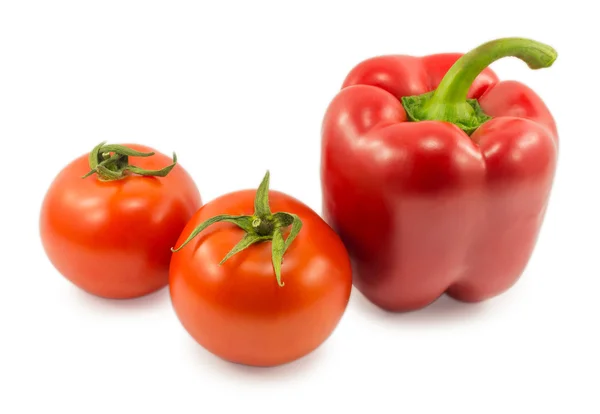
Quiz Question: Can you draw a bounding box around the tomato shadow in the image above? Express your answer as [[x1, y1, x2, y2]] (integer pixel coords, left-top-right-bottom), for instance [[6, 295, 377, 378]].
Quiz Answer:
[[189, 337, 327, 381], [71, 286, 171, 313], [350, 286, 491, 325]]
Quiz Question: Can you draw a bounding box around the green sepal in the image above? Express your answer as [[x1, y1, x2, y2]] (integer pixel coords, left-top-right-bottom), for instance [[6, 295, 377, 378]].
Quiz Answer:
[[271, 228, 286, 287], [98, 144, 156, 158], [270, 213, 302, 287], [125, 153, 177, 177], [286, 215, 302, 250], [254, 170, 272, 217], [171, 215, 255, 253], [401, 91, 491, 135], [220, 233, 271, 265], [272, 212, 294, 227]]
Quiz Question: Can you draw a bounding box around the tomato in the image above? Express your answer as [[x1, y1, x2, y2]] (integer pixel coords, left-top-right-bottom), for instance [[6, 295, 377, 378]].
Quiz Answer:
[[169, 172, 352, 367], [40, 143, 202, 299]]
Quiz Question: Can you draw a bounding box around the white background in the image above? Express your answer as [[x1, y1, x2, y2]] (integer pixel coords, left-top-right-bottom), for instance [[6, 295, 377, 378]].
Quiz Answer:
[[1, 1, 598, 413]]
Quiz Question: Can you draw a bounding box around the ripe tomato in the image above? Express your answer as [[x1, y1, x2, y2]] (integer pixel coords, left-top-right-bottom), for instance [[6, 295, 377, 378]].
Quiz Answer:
[[169, 172, 352, 367], [40, 143, 202, 299]]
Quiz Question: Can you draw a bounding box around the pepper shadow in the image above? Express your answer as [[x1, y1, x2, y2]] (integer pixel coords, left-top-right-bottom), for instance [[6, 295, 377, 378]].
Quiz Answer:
[[350, 286, 491, 325]]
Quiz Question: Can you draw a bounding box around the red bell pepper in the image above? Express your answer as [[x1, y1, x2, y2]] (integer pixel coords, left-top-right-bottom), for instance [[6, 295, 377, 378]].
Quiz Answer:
[[321, 38, 558, 311]]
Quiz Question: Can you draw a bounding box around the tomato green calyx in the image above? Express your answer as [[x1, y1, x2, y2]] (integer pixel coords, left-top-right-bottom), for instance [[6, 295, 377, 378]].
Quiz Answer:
[[171, 171, 303, 287], [401, 37, 557, 135], [82, 142, 177, 181], [252, 217, 275, 236]]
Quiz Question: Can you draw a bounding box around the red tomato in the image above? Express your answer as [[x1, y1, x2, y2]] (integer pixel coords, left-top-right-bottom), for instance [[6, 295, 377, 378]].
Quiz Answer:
[[169, 177, 352, 367], [40, 143, 202, 299]]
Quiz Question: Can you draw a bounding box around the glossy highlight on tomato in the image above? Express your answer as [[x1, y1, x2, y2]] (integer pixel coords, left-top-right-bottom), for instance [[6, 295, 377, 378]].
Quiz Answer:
[[169, 173, 352, 367], [40, 143, 202, 299]]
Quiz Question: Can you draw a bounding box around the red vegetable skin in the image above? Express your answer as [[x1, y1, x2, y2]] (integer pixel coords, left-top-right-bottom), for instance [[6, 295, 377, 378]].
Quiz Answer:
[[40, 143, 202, 299], [169, 172, 352, 367], [321, 38, 558, 311]]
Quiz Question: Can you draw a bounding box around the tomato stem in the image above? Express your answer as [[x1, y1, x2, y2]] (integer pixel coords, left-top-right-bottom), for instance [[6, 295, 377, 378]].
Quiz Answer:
[[171, 171, 303, 287], [82, 142, 178, 181], [252, 217, 275, 236]]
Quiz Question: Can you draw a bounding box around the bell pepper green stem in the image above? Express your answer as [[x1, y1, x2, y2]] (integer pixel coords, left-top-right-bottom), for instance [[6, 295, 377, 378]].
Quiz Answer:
[[401, 37, 557, 135], [430, 37, 557, 105]]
